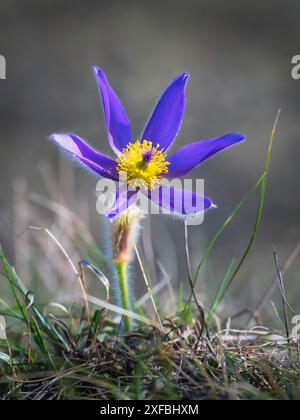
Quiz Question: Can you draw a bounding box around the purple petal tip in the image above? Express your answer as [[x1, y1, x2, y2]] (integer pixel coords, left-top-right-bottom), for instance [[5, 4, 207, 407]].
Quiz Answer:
[[92, 66, 107, 81], [48, 133, 58, 142], [232, 133, 246, 142], [92, 65, 101, 74], [180, 72, 189, 81]]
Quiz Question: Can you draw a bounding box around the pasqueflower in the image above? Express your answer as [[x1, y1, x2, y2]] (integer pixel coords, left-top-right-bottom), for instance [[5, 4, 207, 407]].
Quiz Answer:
[[50, 67, 244, 219]]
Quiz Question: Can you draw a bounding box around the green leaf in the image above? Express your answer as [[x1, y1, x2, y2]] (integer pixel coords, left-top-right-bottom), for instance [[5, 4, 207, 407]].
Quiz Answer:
[[0, 351, 17, 365]]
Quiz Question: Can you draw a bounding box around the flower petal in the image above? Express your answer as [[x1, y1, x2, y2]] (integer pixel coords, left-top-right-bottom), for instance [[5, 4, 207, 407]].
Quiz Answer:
[[93, 66, 132, 154], [165, 133, 245, 178], [106, 188, 138, 219], [142, 72, 189, 151], [49, 133, 119, 180], [147, 185, 214, 215]]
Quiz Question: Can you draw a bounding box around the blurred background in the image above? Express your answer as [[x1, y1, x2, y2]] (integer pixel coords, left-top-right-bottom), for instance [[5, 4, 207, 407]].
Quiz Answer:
[[0, 0, 300, 323]]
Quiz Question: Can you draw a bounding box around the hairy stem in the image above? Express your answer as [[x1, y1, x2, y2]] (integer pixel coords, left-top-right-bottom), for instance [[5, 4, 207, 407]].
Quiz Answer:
[[116, 261, 132, 331]]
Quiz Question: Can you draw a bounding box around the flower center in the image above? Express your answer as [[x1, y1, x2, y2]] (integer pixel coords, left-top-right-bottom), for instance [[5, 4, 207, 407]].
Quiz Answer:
[[116, 140, 169, 190]]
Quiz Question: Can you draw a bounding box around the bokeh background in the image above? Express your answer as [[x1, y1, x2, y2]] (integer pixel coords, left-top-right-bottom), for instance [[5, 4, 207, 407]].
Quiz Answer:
[[1, 0, 300, 322]]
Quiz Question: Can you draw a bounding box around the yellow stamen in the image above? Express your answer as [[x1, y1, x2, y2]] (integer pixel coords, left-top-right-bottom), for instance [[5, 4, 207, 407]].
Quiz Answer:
[[116, 140, 169, 190]]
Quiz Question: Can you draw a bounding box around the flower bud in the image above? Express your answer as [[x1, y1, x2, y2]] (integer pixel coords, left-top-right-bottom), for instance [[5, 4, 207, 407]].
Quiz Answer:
[[112, 205, 144, 264]]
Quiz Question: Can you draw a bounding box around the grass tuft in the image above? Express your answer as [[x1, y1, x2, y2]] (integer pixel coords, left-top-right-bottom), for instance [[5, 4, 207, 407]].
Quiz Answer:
[[0, 244, 300, 400]]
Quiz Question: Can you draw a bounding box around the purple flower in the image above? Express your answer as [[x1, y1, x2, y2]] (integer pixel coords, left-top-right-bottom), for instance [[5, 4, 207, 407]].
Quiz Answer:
[[50, 67, 245, 219]]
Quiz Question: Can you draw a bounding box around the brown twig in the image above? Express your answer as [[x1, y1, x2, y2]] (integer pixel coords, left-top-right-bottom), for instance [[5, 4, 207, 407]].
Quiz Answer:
[[183, 222, 205, 347], [273, 246, 291, 344]]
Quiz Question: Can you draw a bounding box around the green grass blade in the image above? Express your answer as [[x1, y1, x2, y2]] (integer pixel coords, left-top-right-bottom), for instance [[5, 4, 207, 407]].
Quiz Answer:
[[193, 173, 266, 288], [206, 259, 235, 323], [0, 351, 18, 365], [186, 111, 280, 314], [217, 110, 281, 297], [0, 247, 71, 351], [0, 249, 30, 325], [184, 173, 266, 315]]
